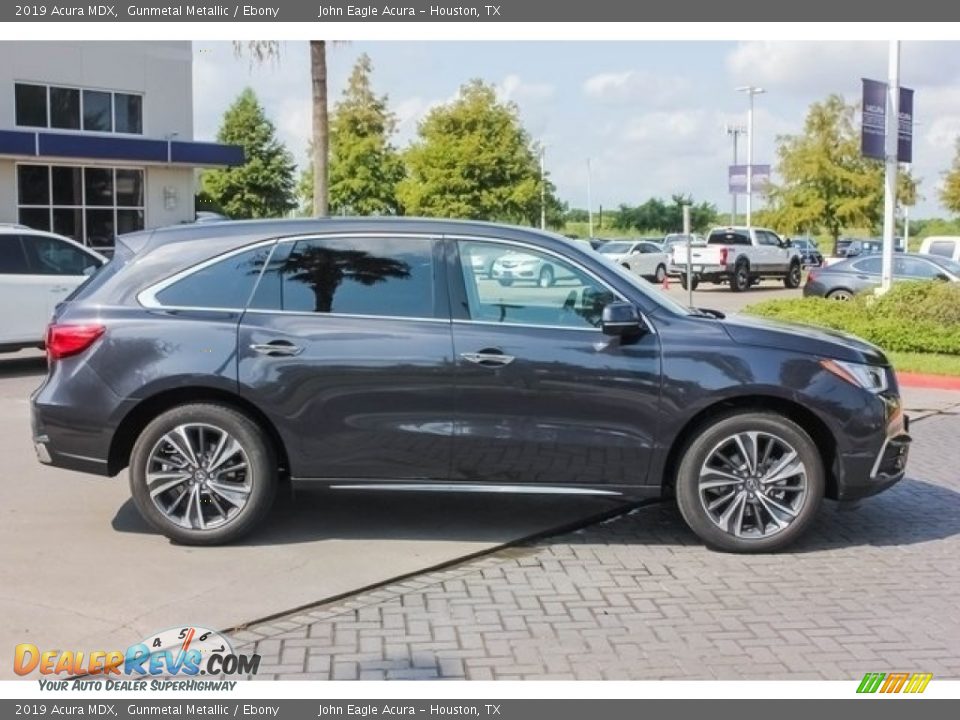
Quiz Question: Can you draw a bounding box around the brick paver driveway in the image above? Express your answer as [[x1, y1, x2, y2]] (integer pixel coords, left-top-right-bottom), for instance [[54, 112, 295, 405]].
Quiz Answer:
[[228, 407, 960, 681]]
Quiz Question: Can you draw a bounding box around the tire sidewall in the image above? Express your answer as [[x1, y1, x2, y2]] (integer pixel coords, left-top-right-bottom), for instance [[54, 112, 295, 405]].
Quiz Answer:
[[674, 411, 825, 553], [785, 262, 802, 288], [731, 263, 749, 292], [129, 403, 277, 545]]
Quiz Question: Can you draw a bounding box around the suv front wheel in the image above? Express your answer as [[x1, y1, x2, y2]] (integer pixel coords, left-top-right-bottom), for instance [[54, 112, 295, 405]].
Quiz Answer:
[[675, 411, 824, 552], [129, 403, 277, 545]]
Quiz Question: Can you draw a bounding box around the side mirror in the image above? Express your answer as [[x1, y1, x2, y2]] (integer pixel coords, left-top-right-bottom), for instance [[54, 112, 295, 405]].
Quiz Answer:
[[601, 301, 644, 336], [784, 238, 792, 248], [935, 273, 950, 282]]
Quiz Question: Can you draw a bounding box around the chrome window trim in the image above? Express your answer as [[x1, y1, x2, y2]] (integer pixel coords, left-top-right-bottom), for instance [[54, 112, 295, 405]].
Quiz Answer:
[[445, 233, 655, 335], [137, 237, 279, 311], [243, 308, 451, 324]]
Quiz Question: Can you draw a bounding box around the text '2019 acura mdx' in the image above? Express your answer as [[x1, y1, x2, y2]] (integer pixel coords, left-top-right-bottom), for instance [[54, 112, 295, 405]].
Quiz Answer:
[[31, 218, 911, 552]]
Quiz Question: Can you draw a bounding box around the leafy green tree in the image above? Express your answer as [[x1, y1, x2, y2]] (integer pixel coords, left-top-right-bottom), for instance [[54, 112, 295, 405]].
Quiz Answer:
[[766, 94, 916, 254], [201, 88, 297, 219], [940, 139, 960, 215], [300, 54, 404, 216], [612, 195, 716, 233], [398, 80, 558, 226]]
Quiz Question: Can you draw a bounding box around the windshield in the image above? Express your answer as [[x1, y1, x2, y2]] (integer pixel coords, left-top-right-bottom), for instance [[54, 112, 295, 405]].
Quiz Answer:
[[599, 241, 633, 254]]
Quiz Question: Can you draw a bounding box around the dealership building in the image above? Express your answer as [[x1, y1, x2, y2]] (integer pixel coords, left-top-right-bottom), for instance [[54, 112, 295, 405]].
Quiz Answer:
[[0, 41, 242, 250]]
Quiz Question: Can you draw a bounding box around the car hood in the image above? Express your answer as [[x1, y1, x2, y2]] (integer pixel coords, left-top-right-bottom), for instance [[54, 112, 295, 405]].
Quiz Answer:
[[721, 313, 888, 366]]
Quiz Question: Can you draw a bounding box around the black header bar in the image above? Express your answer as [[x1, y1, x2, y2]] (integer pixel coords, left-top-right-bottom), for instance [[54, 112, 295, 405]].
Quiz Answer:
[[3, 0, 959, 23]]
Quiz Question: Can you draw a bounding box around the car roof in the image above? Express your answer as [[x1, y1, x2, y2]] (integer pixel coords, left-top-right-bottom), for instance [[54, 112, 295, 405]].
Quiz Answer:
[[119, 217, 579, 257], [826, 252, 945, 271]]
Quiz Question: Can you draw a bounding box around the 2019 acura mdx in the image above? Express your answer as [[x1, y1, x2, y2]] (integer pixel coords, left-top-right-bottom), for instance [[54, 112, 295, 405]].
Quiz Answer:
[[31, 218, 910, 552]]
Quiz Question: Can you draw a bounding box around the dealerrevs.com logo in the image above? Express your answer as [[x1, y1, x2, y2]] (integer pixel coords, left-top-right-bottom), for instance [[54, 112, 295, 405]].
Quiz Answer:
[[14, 626, 260, 683]]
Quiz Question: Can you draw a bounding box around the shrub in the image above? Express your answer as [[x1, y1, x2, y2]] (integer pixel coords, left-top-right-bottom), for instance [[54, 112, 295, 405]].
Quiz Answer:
[[744, 281, 960, 355]]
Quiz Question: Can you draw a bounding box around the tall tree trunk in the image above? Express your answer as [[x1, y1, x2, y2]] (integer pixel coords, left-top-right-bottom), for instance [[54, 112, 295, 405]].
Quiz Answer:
[[310, 40, 329, 217]]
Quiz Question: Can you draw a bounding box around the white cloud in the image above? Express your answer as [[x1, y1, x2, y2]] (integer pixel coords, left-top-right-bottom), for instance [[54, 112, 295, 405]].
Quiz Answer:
[[498, 74, 555, 103], [583, 69, 690, 108]]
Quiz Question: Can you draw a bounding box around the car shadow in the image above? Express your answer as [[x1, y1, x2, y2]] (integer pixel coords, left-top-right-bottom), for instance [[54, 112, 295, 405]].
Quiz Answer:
[[110, 488, 634, 546], [586, 477, 960, 553], [110, 475, 960, 552], [0, 353, 47, 379]]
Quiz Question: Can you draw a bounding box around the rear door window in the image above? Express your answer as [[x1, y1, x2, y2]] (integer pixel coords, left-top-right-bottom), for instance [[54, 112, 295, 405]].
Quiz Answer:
[[20, 234, 99, 276], [264, 235, 438, 319], [852, 257, 882, 273]]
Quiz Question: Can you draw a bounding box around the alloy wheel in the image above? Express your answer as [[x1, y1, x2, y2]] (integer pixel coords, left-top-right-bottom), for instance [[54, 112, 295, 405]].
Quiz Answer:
[[145, 423, 252, 531], [698, 431, 808, 539]]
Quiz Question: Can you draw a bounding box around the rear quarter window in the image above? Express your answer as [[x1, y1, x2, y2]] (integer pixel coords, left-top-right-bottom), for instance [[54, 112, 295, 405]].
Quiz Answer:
[[152, 245, 272, 309]]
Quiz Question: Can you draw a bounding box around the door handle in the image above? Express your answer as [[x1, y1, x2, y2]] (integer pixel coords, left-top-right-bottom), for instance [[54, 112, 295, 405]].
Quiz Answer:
[[50, 286, 70, 292], [460, 349, 515, 367], [249, 340, 303, 357]]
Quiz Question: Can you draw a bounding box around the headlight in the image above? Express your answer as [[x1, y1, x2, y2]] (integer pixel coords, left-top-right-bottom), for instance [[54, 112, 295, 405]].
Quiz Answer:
[[820, 359, 888, 393]]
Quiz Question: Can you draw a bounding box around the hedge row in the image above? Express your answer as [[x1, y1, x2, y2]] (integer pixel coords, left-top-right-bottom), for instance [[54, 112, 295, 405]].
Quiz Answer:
[[744, 281, 960, 355]]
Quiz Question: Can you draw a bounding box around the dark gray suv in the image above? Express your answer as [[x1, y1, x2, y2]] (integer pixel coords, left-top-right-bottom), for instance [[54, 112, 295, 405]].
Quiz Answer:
[[31, 218, 910, 552]]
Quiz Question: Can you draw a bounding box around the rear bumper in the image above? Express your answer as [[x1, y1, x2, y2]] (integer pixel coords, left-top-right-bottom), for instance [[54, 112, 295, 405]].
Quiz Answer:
[[31, 400, 113, 476]]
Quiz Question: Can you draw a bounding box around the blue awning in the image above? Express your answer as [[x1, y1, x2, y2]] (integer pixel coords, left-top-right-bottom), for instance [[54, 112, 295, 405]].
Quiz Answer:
[[0, 130, 243, 167]]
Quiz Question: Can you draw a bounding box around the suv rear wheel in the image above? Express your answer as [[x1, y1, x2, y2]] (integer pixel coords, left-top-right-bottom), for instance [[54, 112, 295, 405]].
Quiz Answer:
[[784, 261, 802, 289], [129, 403, 277, 545], [730, 262, 750, 292], [674, 411, 824, 552]]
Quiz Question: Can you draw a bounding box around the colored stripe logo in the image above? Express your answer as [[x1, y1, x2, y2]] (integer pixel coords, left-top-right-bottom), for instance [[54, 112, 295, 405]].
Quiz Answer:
[[857, 672, 932, 694]]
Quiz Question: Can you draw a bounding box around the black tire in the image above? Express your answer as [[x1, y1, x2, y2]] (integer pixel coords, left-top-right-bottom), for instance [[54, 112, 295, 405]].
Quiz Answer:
[[129, 403, 277, 545], [674, 411, 824, 553], [654, 264, 667, 283], [538, 265, 555, 288], [679, 274, 699, 291], [784, 261, 802, 289], [730, 262, 750, 292], [827, 288, 853, 301], [497, 278, 513, 287]]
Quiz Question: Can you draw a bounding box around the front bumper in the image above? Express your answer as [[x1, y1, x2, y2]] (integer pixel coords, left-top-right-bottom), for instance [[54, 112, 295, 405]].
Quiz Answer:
[[835, 396, 911, 501]]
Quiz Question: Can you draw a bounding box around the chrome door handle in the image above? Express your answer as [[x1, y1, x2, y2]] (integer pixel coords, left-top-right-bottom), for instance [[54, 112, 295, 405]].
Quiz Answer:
[[460, 350, 515, 367], [250, 341, 303, 357], [51, 286, 70, 292]]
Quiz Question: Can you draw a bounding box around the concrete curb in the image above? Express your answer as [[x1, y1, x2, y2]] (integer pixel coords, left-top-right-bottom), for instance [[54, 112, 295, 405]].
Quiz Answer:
[[897, 372, 960, 391]]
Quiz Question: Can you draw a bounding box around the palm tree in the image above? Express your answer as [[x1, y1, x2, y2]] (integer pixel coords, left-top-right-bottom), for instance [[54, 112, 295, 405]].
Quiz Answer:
[[234, 41, 330, 217]]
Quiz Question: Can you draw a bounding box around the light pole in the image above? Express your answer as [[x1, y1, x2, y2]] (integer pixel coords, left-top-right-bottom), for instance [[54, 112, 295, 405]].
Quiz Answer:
[[880, 40, 901, 294], [587, 158, 594, 239], [539, 143, 546, 230], [737, 86, 766, 227], [726, 124, 746, 224]]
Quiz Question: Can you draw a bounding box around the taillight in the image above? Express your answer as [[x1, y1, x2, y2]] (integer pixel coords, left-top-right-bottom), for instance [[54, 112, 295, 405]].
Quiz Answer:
[[45, 324, 105, 360], [719, 247, 729, 266], [807, 269, 817, 284]]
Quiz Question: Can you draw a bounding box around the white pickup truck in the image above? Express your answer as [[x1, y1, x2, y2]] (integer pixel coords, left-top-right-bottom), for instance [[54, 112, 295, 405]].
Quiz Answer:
[[669, 226, 803, 292]]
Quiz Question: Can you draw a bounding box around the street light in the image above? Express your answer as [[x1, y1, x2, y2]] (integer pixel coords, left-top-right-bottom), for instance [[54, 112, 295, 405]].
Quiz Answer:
[[587, 157, 594, 239], [725, 124, 746, 224], [736, 86, 766, 227], [539, 142, 547, 230]]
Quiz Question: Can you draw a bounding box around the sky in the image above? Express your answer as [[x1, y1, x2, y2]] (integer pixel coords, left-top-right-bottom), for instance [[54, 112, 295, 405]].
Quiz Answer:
[[192, 41, 960, 219]]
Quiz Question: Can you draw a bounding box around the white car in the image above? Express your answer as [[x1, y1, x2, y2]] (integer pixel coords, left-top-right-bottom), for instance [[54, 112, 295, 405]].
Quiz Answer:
[[597, 239, 670, 283], [919, 235, 960, 263], [491, 250, 558, 287], [0, 226, 106, 352]]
